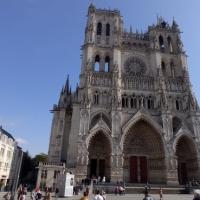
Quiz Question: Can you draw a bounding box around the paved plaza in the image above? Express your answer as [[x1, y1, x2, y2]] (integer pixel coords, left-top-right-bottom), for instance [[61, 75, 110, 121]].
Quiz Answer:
[[0, 192, 194, 200]]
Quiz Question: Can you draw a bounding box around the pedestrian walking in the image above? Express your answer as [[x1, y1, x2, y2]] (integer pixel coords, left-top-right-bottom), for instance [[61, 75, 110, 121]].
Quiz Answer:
[[193, 189, 200, 200]]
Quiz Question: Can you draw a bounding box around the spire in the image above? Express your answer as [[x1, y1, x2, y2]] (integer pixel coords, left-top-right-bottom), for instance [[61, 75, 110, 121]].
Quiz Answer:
[[88, 2, 95, 14], [69, 86, 72, 95], [172, 17, 179, 32], [64, 75, 70, 94], [76, 83, 79, 95]]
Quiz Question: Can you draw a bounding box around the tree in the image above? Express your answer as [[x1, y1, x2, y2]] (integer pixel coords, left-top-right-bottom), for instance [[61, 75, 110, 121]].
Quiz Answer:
[[18, 152, 48, 189]]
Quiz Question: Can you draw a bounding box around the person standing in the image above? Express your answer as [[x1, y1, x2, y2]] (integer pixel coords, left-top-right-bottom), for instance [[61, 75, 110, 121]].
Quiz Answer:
[[55, 188, 59, 200], [80, 191, 89, 200], [44, 188, 52, 200], [93, 190, 103, 200]]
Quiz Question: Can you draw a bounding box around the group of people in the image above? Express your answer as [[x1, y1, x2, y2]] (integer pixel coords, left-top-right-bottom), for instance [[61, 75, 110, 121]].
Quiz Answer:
[[114, 185, 125, 195], [31, 187, 57, 200], [80, 189, 106, 200], [31, 188, 42, 200], [17, 185, 27, 200]]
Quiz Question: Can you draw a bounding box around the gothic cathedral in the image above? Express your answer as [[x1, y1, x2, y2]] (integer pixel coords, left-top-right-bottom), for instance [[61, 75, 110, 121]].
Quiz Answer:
[[47, 5, 200, 185]]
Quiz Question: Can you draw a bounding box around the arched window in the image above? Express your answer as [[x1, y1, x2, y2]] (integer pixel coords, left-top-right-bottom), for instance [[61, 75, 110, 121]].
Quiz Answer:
[[159, 35, 164, 49], [105, 56, 110, 72], [134, 98, 137, 108], [106, 23, 110, 36], [122, 95, 128, 108], [94, 91, 99, 105], [122, 97, 125, 108], [126, 98, 128, 108], [138, 97, 142, 108], [170, 61, 175, 77], [172, 116, 182, 133], [94, 55, 100, 71], [130, 98, 134, 108], [161, 61, 166, 76], [97, 22, 102, 35], [148, 98, 151, 109], [167, 36, 173, 53], [176, 99, 180, 110]]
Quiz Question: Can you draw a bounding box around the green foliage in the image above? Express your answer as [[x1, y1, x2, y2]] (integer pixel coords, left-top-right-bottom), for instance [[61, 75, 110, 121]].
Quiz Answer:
[[19, 152, 48, 188]]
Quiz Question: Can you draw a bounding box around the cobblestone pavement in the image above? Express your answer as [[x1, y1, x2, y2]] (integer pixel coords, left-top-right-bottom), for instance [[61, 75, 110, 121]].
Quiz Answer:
[[0, 192, 193, 200]]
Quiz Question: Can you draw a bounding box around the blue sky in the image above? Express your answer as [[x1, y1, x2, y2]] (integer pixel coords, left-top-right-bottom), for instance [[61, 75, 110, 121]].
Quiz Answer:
[[0, 0, 199, 156]]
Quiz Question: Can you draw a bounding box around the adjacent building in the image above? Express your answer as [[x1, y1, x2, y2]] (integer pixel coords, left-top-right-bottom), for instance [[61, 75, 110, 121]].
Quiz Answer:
[[0, 126, 16, 188], [40, 4, 200, 187]]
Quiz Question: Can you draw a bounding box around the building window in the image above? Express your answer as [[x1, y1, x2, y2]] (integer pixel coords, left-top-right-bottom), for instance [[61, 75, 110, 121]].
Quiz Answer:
[[44, 170, 48, 178], [94, 91, 99, 105], [122, 95, 128, 108], [106, 23, 110, 36], [161, 61, 166, 76], [130, 98, 134, 108], [159, 35, 164, 49], [0, 148, 5, 157], [167, 36, 173, 53], [105, 56, 110, 72], [94, 55, 100, 71], [97, 22, 102, 35], [170, 61, 175, 77], [54, 171, 57, 179], [176, 100, 180, 110], [41, 170, 45, 178], [147, 99, 151, 109], [6, 150, 11, 159]]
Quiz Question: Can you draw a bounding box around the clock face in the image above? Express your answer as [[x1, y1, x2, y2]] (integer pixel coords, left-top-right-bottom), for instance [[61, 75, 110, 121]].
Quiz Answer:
[[125, 57, 146, 76]]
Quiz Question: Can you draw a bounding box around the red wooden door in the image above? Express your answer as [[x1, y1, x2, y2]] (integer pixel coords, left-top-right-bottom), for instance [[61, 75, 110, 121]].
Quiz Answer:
[[130, 156, 138, 183], [140, 156, 147, 183]]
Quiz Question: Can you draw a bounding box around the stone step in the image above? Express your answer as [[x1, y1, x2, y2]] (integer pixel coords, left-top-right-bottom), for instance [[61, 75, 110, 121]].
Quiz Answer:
[[93, 184, 190, 194]]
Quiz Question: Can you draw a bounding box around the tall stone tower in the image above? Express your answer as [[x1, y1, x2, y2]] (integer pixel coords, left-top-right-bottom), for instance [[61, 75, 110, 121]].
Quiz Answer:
[[47, 4, 200, 185]]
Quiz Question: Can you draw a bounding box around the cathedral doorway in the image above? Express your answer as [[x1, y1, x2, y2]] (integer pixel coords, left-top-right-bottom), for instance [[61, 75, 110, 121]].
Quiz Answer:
[[123, 120, 166, 184], [88, 131, 111, 180], [175, 135, 199, 185]]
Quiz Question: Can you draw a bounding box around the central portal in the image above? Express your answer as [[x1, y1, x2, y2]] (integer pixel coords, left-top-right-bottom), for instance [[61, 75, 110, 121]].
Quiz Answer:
[[130, 156, 147, 183], [123, 120, 166, 184]]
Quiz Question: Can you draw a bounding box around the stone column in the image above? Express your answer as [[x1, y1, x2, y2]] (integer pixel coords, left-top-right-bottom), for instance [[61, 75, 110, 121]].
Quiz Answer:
[[110, 153, 123, 183], [166, 156, 179, 185], [75, 142, 88, 182]]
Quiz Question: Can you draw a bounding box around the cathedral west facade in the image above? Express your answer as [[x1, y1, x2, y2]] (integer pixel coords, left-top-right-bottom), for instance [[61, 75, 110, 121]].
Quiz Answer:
[[46, 5, 200, 186]]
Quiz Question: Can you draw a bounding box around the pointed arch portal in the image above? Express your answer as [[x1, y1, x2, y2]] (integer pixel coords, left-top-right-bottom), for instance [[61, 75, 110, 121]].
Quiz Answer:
[[123, 120, 166, 184], [87, 131, 111, 180], [175, 135, 199, 184]]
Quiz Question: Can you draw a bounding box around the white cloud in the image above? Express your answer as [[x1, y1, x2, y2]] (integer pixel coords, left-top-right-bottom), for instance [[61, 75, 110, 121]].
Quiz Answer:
[[16, 137, 28, 145]]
